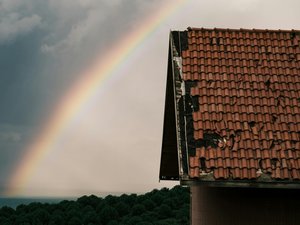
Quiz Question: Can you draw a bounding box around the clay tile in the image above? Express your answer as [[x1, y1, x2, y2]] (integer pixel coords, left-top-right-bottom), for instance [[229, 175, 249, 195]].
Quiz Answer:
[[224, 147, 231, 158], [296, 160, 300, 169], [274, 167, 281, 179], [190, 167, 200, 178], [214, 169, 220, 179], [208, 148, 216, 159], [262, 149, 270, 159], [250, 168, 257, 179], [291, 169, 300, 179], [233, 168, 241, 179], [287, 149, 294, 159], [238, 168, 246, 179], [239, 149, 246, 158], [283, 131, 290, 140], [225, 158, 231, 168], [290, 158, 297, 169], [189, 168, 195, 178], [232, 158, 239, 168], [265, 158, 272, 168], [247, 149, 255, 159], [291, 132, 298, 141], [271, 148, 278, 159], [189, 156, 196, 167], [279, 149, 286, 159], [249, 159, 256, 168], [206, 159, 211, 169], [216, 158, 223, 168], [232, 151, 238, 158], [209, 159, 216, 168], [241, 158, 247, 168], [199, 147, 206, 158], [256, 149, 262, 158], [281, 158, 288, 168], [216, 148, 223, 158], [282, 168, 289, 179], [296, 149, 300, 157]]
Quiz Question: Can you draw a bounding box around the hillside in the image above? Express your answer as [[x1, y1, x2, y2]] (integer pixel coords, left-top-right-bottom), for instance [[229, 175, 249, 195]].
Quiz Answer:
[[0, 186, 189, 225]]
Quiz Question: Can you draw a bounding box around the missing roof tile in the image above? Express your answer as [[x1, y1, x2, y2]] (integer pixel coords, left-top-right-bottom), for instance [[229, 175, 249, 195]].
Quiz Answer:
[[195, 132, 223, 149], [200, 158, 206, 170], [171, 31, 188, 56], [191, 96, 199, 112], [264, 78, 271, 90], [248, 121, 256, 128], [288, 54, 295, 61], [291, 31, 296, 39], [185, 81, 198, 94], [271, 158, 279, 168]]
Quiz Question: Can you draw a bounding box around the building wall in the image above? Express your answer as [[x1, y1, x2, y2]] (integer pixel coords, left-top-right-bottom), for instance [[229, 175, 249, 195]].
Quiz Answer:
[[191, 186, 300, 225]]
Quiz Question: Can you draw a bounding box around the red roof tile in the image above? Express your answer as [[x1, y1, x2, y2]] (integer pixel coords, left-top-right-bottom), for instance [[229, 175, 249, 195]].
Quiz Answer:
[[174, 28, 300, 182]]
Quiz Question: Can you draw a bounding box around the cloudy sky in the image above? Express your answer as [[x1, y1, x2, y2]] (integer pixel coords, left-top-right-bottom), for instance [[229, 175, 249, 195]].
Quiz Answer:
[[1, 0, 300, 197]]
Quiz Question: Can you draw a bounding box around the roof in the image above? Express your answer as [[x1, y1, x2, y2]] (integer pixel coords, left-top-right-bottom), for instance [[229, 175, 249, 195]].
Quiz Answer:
[[160, 28, 300, 187]]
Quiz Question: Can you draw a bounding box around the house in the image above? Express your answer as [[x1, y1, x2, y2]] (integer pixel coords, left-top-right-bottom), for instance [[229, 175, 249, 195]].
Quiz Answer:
[[160, 28, 300, 225]]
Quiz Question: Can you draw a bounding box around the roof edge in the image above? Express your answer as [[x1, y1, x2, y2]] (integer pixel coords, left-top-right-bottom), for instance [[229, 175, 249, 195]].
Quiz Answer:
[[181, 179, 300, 189], [186, 27, 300, 33]]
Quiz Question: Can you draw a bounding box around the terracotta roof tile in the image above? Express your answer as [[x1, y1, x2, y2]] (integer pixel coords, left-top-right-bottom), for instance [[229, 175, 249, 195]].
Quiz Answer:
[[178, 28, 300, 182]]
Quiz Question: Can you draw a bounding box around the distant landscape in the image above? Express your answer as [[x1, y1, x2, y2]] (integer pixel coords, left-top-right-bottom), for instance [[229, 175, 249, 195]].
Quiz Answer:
[[0, 186, 189, 225]]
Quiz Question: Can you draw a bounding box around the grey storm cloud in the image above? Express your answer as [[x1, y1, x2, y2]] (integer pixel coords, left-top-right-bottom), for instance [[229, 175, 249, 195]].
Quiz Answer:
[[0, 124, 32, 143], [0, 14, 41, 43], [0, 132, 21, 142], [0, 0, 166, 126], [40, 0, 163, 55], [0, 0, 42, 44]]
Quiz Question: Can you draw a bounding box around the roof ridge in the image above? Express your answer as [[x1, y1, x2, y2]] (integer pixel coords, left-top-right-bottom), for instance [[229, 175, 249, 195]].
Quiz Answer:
[[187, 27, 300, 33]]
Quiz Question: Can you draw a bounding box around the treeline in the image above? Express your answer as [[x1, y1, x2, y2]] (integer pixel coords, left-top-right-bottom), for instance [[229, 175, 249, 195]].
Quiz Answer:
[[0, 185, 189, 225]]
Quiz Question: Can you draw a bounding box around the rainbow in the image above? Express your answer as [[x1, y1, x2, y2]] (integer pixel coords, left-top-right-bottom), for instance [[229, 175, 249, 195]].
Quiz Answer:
[[5, 0, 187, 196]]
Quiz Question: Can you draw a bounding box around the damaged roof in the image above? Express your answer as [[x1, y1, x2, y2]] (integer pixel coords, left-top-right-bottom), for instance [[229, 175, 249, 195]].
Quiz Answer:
[[160, 28, 300, 187]]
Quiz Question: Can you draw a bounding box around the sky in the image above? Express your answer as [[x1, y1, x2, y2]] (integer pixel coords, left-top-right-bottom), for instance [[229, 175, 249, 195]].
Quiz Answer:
[[0, 0, 300, 197]]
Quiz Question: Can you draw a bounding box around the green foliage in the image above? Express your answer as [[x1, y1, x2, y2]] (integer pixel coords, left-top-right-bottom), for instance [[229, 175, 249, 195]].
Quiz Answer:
[[0, 185, 190, 225], [115, 201, 130, 216], [130, 204, 146, 216], [99, 205, 119, 224]]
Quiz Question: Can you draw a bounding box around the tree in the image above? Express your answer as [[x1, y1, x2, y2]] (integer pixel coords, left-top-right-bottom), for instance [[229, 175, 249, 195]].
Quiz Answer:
[[77, 195, 100, 208], [68, 216, 82, 225], [152, 193, 164, 206], [142, 199, 156, 211], [125, 215, 143, 225], [0, 206, 15, 218], [115, 201, 130, 217], [156, 204, 172, 219], [130, 204, 146, 216], [99, 205, 119, 224], [32, 209, 50, 225], [136, 222, 153, 225], [49, 212, 64, 225], [82, 209, 97, 224]]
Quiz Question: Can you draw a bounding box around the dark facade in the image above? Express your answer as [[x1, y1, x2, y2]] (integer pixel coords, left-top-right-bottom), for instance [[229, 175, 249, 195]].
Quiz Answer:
[[192, 186, 300, 225]]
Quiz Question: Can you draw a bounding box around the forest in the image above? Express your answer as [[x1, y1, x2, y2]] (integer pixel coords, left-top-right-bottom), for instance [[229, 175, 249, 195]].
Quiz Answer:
[[0, 185, 189, 225]]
